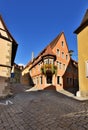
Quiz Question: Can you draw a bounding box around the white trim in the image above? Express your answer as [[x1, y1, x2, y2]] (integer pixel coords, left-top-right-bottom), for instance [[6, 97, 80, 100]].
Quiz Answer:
[[85, 61, 88, 78]]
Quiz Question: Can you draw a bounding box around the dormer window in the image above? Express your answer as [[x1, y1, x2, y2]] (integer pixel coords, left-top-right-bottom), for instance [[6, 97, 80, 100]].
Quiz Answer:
[[44, 57, 54, 64]]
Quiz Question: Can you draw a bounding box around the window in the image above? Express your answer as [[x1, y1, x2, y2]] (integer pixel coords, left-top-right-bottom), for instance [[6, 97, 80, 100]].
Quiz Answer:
[[40, 76, 43, 84], [37, 77, 39, 85], [67, 78, 72, 84], [44, 58, 54, 64], [57, 49, 60, 56], [66, 55, 68, 60], [49, 59, 54, 64], [62, 52, 64, 59], [62, 41, 64, 46], [67, 78, 69, 84], [44, 59, 48, 64], [57, 76, 60, 84], [57, 61, 62, 69], [59, 62, 62, 69], [57, 76, 62, 84], [57, 61, 59, 68]]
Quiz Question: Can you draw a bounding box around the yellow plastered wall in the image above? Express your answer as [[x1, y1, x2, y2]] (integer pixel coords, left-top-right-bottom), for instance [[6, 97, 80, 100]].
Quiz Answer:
[[77, 26, 88, 96], [21, 66, 30, 85]]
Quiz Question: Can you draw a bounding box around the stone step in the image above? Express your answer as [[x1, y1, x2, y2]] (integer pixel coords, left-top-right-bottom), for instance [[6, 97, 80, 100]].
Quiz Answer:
[[58, 89, 74, 97]]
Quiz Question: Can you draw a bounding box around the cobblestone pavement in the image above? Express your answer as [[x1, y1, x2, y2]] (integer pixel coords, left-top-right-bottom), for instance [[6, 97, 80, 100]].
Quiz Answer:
[[0, 90, 88, 130]]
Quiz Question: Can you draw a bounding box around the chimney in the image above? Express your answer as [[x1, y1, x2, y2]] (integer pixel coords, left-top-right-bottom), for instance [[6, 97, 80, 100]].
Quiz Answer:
[[32, 52, 34, 62]]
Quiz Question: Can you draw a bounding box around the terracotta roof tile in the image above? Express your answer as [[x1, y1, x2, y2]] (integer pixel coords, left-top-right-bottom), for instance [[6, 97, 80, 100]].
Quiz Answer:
[[49, 32, 63, 48], [35, 32, 63, 59], [42, 45, 55, 57], [27, 32, 63, 69]]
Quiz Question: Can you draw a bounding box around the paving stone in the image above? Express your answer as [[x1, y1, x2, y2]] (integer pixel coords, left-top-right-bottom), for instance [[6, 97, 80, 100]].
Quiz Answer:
[[0, 90, 88, 130]]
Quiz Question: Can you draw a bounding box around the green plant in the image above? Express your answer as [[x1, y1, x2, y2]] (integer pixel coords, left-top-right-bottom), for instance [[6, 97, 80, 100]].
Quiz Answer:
[[41, 64, 57, 76]]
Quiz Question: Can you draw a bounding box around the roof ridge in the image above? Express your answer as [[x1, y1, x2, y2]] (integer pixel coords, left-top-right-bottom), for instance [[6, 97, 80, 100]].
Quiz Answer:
[[37, 32, 63, 57], [0, 15, 18, 45], [36, 32, 63, 58], [80, 9, 88, 26], [42, 45, 55, 57], [0, 15, 18, 65], [25, 32, 63, 68], [74, 9, 88, 34]]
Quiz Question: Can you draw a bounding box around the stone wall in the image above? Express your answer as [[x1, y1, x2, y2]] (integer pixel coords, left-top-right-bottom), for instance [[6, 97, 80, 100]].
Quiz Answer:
[[0, 77, 10, 98], [0, 34, 12, 97]]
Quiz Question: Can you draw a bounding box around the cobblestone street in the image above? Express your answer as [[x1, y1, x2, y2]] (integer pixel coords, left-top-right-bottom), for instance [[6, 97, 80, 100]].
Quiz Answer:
[[0, 90, 88, 130]]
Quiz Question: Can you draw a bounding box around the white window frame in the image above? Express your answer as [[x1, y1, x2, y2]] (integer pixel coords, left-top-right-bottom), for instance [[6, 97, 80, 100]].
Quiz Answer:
[[57, 49, 60, 56], [62, 52, 64, 59], [85, 61, 88, 78]]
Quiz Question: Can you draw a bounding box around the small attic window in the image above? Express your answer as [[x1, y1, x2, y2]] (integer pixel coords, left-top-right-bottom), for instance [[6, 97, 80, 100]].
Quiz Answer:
[[62, 41, 64, 46]]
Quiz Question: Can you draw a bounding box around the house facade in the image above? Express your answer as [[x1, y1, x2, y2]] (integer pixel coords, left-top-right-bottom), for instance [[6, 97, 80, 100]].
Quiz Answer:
[[74, 9, 88, 97], [22, 32, 78, 91], [0, 15, 18, 97], [63, 59, 78, 92], [21, 61, 32, 86], [11, 63, 24, 83]]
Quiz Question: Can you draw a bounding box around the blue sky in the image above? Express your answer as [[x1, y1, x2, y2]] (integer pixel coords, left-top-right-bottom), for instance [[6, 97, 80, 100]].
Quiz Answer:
[[0, 0, 88, 65]]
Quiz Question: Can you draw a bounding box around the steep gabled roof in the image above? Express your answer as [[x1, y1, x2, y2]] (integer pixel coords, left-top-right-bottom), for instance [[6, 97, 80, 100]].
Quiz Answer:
[[36, 32, 63, 58], [0, 15, 18, 65], [25, 32, 67, 70], [49, 32, 63, 48], [74, 9, 88, 34], [42, 45, 55, 57]]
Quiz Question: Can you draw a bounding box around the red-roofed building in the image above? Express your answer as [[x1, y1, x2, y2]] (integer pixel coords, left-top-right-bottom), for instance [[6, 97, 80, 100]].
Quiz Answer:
[[21, 32, 78, 92]]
